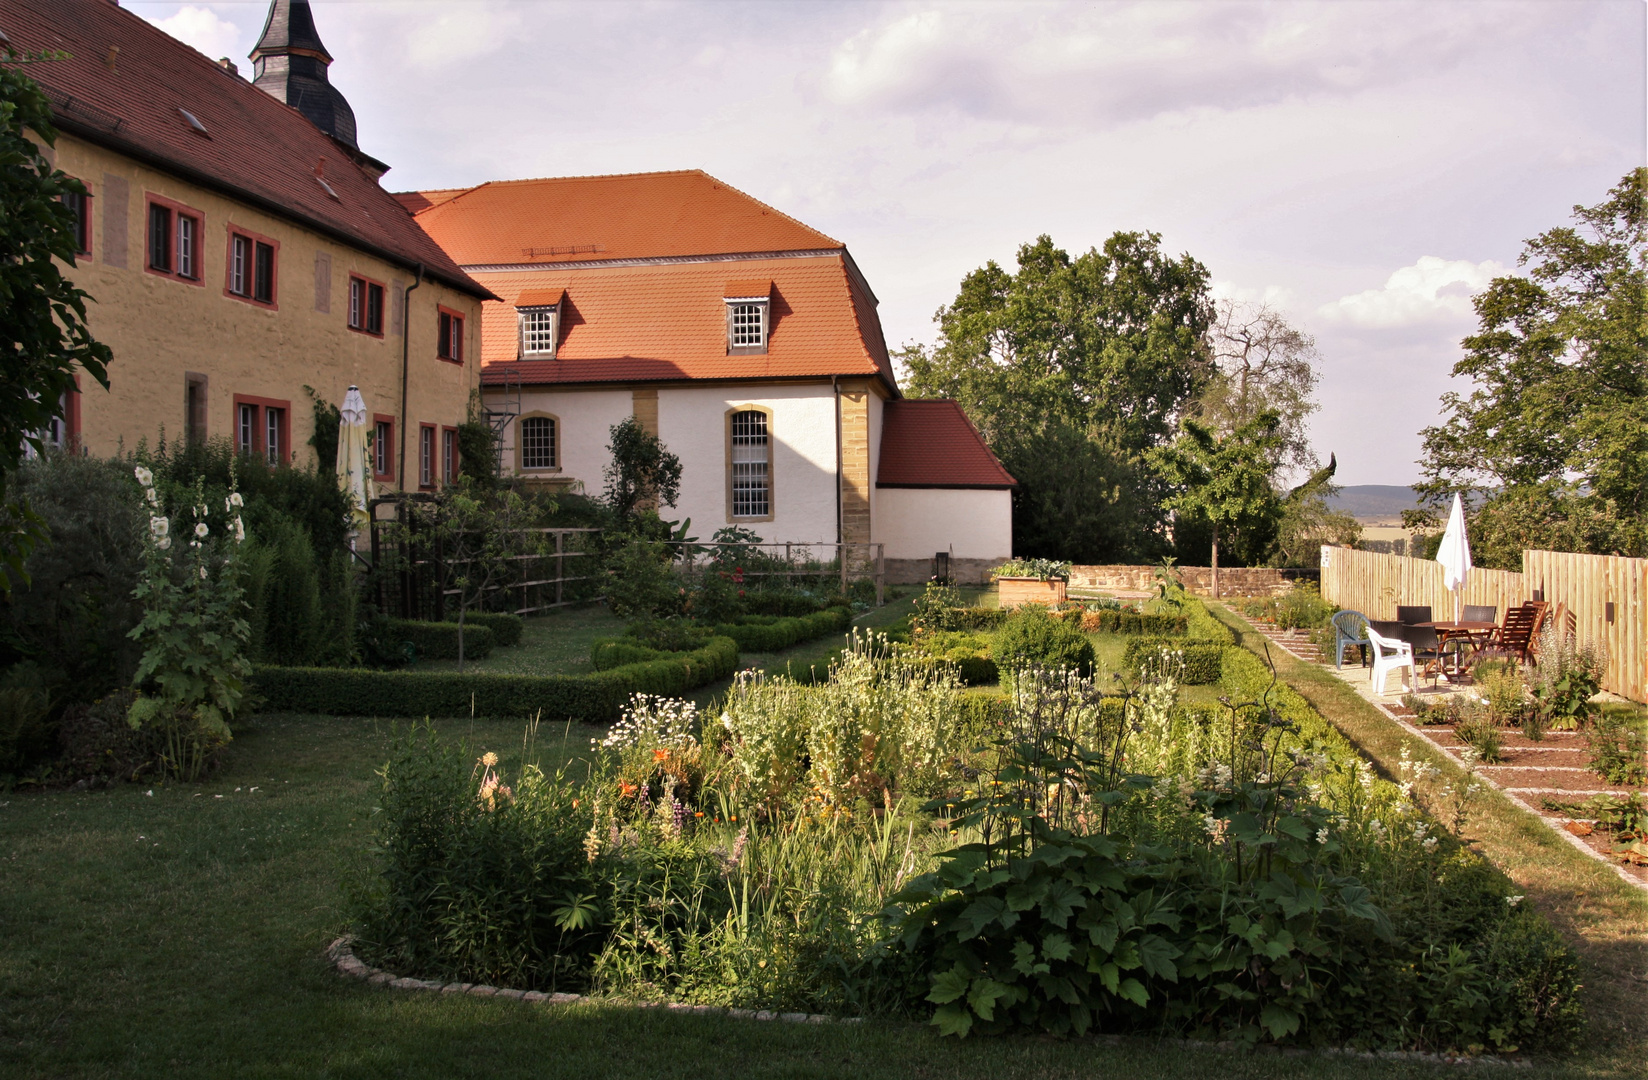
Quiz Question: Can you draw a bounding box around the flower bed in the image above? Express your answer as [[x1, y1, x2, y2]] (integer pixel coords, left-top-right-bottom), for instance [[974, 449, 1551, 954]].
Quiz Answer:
[[348, 629, 1584, 1053]]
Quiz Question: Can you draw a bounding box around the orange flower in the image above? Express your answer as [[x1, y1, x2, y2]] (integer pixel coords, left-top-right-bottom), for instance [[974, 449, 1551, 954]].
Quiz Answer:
[[652, 749, 668, 762], [619, 781, 638, 798], [695, 811, 704, 818]]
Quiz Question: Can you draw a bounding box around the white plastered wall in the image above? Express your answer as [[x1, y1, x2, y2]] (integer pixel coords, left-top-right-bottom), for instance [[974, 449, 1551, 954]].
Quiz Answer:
[[659, 384, 839, 543], [492, 387, 634, 495], [875, 488, 1012, 560]]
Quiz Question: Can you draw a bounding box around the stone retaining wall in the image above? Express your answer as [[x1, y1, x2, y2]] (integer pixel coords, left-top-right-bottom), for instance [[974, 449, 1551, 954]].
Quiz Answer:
[[1069, 565, 1320, 597]]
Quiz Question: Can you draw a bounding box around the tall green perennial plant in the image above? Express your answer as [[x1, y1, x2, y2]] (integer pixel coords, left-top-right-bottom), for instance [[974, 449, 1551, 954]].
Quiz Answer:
[[126, 464, 251, 780]]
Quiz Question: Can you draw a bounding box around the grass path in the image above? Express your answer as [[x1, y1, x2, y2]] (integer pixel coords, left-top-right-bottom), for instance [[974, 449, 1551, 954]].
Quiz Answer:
[[1209, 602, 1648, 1059]]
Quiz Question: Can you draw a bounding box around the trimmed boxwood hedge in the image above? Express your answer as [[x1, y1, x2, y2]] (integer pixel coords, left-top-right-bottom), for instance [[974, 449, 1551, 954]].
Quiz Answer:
[[384, 619, 495, 662], [253, 636, 739, 722], [590, 638, 674, 671], [1080, 610, 1188, 635], [712, 606, 852, 652], [949, 607, 1009, 630], [456, 611, 524, 648], [1121, 637, 1224, 684]]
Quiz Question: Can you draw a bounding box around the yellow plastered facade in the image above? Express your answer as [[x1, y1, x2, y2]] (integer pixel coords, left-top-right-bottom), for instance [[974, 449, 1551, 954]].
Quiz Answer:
[[52, 133, 482, 490]]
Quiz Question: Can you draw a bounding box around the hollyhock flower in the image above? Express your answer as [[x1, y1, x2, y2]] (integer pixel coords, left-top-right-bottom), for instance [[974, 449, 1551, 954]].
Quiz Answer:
[[194, 522, 209, 538], [134, 465, 153, 487], [233, 517, 245, 543], [150, 516, 169, 538]]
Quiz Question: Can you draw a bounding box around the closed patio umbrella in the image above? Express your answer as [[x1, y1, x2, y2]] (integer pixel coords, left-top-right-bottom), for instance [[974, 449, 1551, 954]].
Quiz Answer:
[[336, 386, 373, 541], [1436, 492, 1472, 623]]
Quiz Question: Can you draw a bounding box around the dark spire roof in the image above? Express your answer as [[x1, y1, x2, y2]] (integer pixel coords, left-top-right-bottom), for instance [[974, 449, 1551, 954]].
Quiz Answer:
[[249, 0, 357, 149]]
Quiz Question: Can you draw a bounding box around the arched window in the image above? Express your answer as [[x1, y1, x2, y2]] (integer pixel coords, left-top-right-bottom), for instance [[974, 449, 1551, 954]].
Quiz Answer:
[[519, 415, 557, 470], [729, 408, 770, 519]]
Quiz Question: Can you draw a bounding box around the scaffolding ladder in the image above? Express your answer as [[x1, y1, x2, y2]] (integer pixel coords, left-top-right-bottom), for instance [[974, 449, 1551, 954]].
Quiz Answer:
[[482, 366, 521, 476]]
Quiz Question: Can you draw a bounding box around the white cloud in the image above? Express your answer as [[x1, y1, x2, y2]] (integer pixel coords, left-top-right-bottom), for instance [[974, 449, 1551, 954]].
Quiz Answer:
[[1316, 257, 1509, 330], [1211, 280, 1297, 307], [818, 1, 1568, 126], [405, 9, 517, 69], [148, 6, 242, 63]]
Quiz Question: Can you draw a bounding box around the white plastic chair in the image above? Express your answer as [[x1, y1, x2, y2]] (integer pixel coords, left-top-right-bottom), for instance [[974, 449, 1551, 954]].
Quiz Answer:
[[1366, 626, 1415, 696]]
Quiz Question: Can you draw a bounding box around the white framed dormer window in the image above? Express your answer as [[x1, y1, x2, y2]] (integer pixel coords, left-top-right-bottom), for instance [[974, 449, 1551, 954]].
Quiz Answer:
[[516, 290, 563, 360], [725, 285, 770, 355]]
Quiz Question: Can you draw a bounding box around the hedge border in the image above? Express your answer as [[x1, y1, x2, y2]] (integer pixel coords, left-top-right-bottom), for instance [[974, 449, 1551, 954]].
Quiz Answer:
[[384, 619, 495, 662], [252, 637, 739, 722], [712, 607, 852, 653]]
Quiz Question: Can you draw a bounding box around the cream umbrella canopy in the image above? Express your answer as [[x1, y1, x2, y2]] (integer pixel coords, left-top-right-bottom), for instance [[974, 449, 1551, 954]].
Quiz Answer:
[[1435, 492, 1472, 623], [336, 386, 373, 540]]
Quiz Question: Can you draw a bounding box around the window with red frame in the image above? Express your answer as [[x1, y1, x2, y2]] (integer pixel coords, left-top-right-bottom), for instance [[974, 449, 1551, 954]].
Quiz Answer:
[[349, 276, 385, 335], [234, 397, 289, 464], [147, 199, 201, 280], [437, 309, 464, 363], [372, 418, 394, 480], [62, 185, 91, 256], [442, 427, 458, 484], [229, 232, 276, 303]]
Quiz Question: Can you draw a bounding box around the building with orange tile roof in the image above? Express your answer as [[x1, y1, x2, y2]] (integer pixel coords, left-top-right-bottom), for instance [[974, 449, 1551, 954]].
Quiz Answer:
[[11, 0, 490, 490], [404, 170, 1015, 579]]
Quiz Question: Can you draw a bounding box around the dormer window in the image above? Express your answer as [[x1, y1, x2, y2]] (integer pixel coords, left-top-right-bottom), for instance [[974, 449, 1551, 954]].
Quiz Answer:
[[725, 281, 771, 355], [515, 289, 563, 359]]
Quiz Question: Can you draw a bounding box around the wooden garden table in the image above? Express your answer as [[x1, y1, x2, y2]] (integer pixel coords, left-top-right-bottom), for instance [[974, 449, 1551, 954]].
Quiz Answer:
[[1417, 621, 1497, 676]]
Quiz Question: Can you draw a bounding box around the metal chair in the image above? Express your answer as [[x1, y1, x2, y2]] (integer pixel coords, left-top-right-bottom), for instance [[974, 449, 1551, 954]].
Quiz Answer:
[[1331, 610, 1371, 669], [1462, 605, 1496, 623], [1366, 625, 1416, 696], [1396, 605, 1432, 626]]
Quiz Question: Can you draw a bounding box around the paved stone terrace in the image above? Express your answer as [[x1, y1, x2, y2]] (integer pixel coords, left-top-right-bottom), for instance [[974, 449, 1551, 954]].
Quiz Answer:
[[1230, 609, 1647, 892]]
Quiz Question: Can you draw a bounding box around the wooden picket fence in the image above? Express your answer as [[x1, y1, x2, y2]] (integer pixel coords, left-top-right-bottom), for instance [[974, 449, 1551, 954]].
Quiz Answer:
[[1320, 545, 1647, 704]]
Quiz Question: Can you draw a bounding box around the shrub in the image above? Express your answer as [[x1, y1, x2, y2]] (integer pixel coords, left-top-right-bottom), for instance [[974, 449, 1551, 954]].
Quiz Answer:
[[250, 519, 323, 666], [0, 663, 54, 775], [624, 618, 713, 652], [912, 581, 964, 633], [1, 453, 146, 699], [351, 724, 603, 990], [1588, 707, 1647, 785], [992, 606, 1094, 677], [738, 587, 830, 618], [1530, 627, 1607, 732], [1121, 639, 1223, 684], [712, 607, 852, 652], [459, 611, 524, 648], [603, 538, 682, 619], [383, 620, 495, 662], [253, 636, 739, 721], [590, 639, 670, 671], [949, 607, 1008, 631], [53, 688, 157, 785]]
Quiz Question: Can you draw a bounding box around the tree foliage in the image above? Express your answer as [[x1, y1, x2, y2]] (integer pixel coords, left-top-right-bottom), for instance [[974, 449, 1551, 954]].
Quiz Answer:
[[1411, 169, 1646, 562], [603, 416, 682, 522], [1198, 301, 1321, 477], [1150, 413, 1285, 572], [901, 233, 1215, 561], [0, 57, 114, 589]]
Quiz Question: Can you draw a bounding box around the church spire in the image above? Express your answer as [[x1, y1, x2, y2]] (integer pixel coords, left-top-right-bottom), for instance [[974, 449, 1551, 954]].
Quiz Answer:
[[250, 0, 357, 149]]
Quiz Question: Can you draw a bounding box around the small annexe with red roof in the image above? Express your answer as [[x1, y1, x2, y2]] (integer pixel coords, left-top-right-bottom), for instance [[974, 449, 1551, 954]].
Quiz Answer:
[[402, 169, 1013, 581]]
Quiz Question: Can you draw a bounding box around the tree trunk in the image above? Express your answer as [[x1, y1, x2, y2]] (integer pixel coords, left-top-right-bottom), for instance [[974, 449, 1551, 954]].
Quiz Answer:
[[1211, 523, 1220, 600]]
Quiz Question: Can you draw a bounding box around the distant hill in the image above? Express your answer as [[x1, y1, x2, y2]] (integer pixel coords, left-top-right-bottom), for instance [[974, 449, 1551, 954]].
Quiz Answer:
[[1327, 485, 1422, 522]]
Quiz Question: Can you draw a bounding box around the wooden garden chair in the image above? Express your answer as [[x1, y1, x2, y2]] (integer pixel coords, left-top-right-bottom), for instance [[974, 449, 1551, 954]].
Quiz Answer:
[[1483, 601, 1548, 665]]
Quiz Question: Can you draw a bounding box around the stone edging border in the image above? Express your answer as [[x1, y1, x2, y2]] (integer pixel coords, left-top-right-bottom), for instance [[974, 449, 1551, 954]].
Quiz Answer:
[[326, 937, 857, 1025], [327, 937, 1534, 1066]]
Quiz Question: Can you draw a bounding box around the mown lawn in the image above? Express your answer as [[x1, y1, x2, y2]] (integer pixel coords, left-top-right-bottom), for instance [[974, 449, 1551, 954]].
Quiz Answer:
[[4, 708, 1641, 1080]]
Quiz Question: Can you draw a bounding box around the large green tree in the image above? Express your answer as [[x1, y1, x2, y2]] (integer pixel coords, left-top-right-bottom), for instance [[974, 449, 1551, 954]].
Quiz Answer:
[[0, 55, 113, 589], [1409, 169, 1646, 564], [1149, 413, 1284, 595], [901, 233, 1215, 561]]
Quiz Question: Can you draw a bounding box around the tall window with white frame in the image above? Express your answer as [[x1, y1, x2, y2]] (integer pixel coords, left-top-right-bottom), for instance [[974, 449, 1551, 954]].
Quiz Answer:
[[237, 402, 256, 455], [265, 406, 284, 464], [442, 428, 457, 484], [730, 409, 770, 518], [420, 426, 434, 487], [520, 416, 556, 470], [373, 419, 393, 478]]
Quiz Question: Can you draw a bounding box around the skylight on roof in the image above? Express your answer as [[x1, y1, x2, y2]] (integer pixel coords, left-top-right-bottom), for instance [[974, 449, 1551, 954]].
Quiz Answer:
[[178, 108, 209, 137]]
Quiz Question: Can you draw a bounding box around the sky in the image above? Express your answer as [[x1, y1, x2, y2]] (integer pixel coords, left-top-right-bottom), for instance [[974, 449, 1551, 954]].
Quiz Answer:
[[131, 0, 1646, 486]]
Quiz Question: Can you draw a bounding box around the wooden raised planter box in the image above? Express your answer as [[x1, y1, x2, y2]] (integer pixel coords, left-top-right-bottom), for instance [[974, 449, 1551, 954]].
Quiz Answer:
[[996, 576, 1068, 609]]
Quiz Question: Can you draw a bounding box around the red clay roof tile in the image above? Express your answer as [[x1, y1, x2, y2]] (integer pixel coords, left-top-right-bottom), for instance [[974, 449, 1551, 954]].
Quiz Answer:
[[878, 401, 1016, 489], [7, 0, 488, 299], [475, 256, 895, 389], [403, 170, 841, 267]]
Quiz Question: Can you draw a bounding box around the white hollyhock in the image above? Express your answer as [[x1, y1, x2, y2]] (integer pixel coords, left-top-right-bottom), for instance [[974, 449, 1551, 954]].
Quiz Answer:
[[134, 465, 153, 487], [150, 517, 169, 538], [194, 522, 209, 539]]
